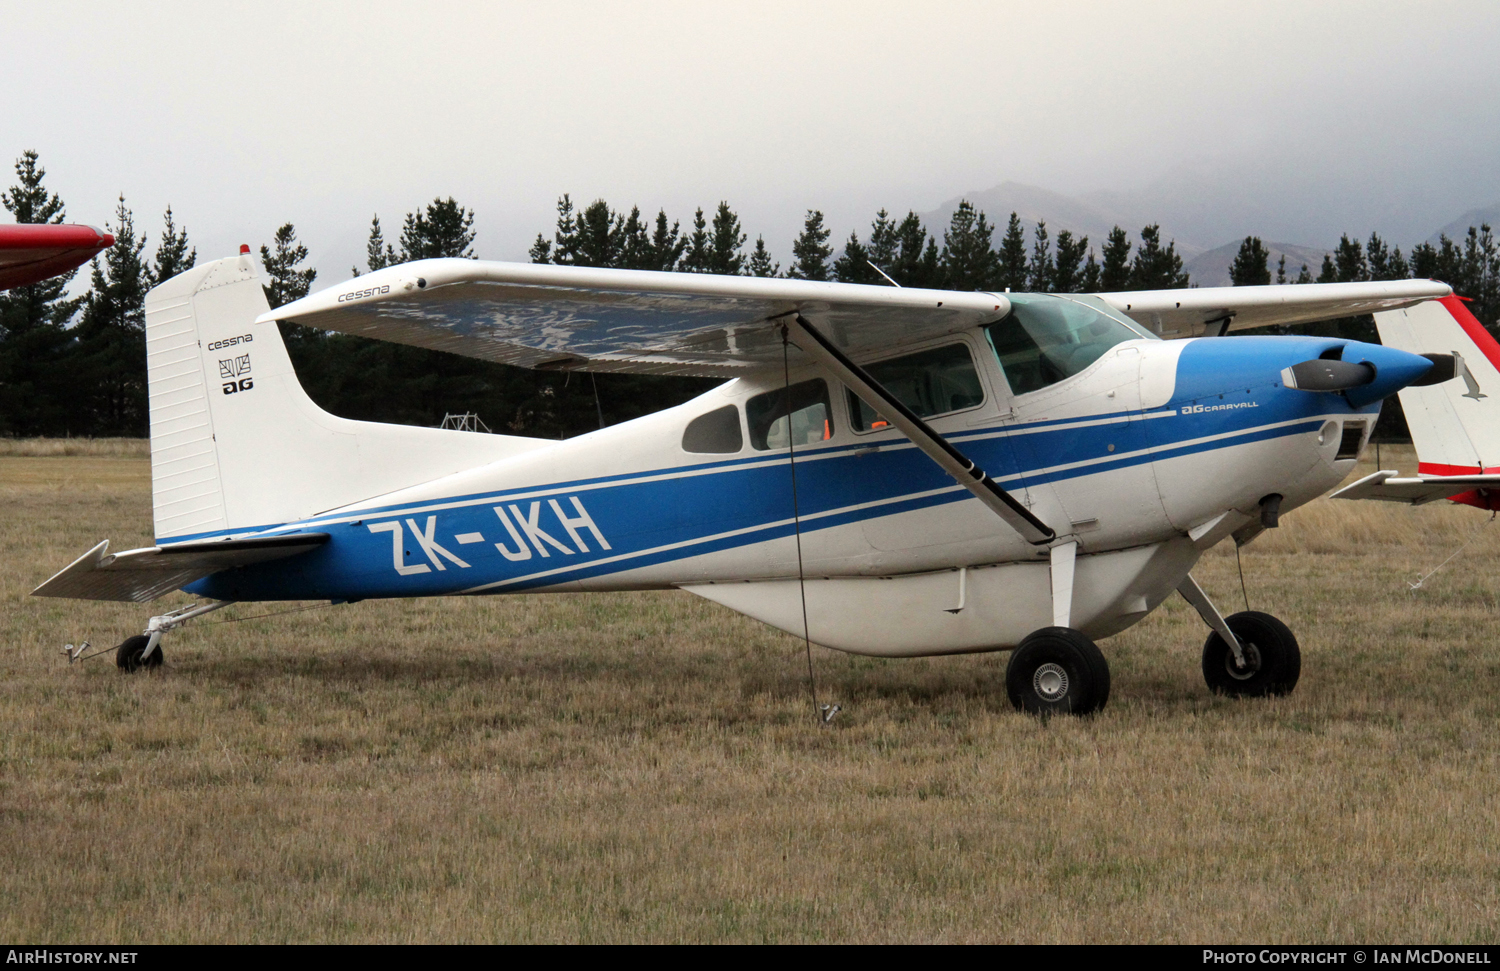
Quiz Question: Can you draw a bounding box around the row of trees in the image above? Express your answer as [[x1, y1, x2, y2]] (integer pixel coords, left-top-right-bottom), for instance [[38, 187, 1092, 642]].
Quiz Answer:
[[526, 194, 1192, 294], [1228, 227, 1500, 333], [3, 147, 1498, 440]]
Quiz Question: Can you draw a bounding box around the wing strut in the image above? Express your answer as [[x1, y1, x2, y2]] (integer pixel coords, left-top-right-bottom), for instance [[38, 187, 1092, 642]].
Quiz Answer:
[[785, 315, 1055, 545]]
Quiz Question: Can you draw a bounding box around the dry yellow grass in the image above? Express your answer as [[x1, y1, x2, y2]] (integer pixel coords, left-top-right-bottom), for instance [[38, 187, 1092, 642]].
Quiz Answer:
[[2, 444, 1499, 943]]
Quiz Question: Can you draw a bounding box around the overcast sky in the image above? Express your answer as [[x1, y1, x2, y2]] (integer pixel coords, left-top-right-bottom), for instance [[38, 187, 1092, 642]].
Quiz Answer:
[[7, 1, 1500, 283]]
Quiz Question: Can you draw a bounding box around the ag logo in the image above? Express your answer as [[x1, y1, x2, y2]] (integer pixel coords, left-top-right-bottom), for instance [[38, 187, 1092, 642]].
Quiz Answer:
[[220, 353, 253, 394]]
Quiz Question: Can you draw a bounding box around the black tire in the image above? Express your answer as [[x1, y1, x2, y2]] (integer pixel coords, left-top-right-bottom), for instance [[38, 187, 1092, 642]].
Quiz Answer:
[[1201, 611, 1300, 698], [1006, 627, 1111, 716], [115, 634, 163, 672]]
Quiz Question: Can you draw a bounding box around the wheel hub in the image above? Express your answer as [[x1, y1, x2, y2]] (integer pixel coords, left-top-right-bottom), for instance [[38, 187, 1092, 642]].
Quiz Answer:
[[1225, 641, 1263, 680], [1033, 662, 1070, 701]]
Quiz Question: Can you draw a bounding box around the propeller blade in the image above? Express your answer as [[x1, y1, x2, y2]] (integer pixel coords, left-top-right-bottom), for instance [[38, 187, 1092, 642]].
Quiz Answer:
[[1281, 358, 1376, 392], [1407, 353, 1456, 386]]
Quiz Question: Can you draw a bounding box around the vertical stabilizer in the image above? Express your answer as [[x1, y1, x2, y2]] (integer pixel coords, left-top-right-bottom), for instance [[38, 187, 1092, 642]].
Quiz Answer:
[[144, 252, 548, 541], [1375, 296, 1500, 474]]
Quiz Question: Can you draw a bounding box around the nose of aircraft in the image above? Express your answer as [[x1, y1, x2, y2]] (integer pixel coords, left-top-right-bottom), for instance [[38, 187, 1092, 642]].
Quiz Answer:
[[1283, 339, 1434, 408]]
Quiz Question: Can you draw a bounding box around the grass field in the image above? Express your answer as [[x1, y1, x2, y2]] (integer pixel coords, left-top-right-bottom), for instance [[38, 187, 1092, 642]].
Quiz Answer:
[[3, 442, 1500, 943]]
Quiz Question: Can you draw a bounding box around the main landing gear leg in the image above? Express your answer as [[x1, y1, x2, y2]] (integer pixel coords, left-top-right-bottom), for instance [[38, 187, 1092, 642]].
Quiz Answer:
[[1005, 541, 1111, 716], [115, 600, 235, 673], [1176, 574, 1300, 697]]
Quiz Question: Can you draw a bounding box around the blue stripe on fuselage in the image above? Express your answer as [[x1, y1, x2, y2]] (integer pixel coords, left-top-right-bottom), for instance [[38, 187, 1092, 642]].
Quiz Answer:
[[186, 336, 1374, 600]]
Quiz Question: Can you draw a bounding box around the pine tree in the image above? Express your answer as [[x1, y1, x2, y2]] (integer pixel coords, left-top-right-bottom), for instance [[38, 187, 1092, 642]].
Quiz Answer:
[[73, 196, 152, 435], [1295, 263, 1313, 284], [1410, 240, 1438, 280], [536, 195, 577, 265], [867, 209, 899, 280], [1129, 225, 1189, 289], [832, 229, 875, 283], [1333, 234, 1367, 282], [151, 206, 196, 285], [679, 208, 711, 273], [618, 206, 651, 270], [1027, 220, 1054, 292], [1276, 255, 1287, 285], [1457, 225, 1500, 330], [997, 213, 1028, 291], [1081, 251, 1101, 292], [362, 215, 397, 274], [647, 209, 686, 272], [0, 150, 82, 435], [748, 236, 780, 277], [1052, 230, 1089, 293], [788, 210, 832, 281], [572, 199, 624, 268], [1316, 254, 1338, 283], [891, 212, 941, 288], [1229, 236, 1271, 286], [1099, 226, 1132, 291], [706, 202, 747, 275], [939, 201, 997, 291], [260, 223, 317, 309], [400, 197, 475, 260], [1366, 233, 1394, 281]]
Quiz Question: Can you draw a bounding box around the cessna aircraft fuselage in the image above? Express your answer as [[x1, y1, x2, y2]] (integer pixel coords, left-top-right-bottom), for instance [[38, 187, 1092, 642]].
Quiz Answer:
[[178, 303, 1406, 656]]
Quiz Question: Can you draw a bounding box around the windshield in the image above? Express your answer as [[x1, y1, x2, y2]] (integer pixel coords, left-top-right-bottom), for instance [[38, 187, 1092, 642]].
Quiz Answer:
[[986, 293, 1153, 396]]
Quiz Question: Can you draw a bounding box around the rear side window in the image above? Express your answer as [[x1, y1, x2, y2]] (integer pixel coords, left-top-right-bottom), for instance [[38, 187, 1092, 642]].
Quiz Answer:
[[747, 379, 833, 450], [681, 405, 743, 454], [847, 343, 984, 432]]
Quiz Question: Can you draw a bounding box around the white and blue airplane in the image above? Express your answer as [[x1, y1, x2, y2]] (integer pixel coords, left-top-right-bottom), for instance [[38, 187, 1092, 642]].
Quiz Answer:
[[34, 247, 1456, 714]]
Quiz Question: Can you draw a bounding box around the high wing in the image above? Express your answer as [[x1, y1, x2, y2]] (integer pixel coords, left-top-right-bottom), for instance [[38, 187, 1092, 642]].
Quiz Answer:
[[262, 261, 1454, 370], [1099, 279, 1451, 338], [0, 223, 114, 291], [1332, 470, 1500, 505], [32, 534, 330, 603], [258, 259, 1011, 376]]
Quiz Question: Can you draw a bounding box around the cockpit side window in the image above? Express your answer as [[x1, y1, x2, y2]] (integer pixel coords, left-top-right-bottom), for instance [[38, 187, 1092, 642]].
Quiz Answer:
[[986, 293, 1147, 396], [681, 405, 743, 454], [846, 343, 984, 432], [747, 379, 833, 450]]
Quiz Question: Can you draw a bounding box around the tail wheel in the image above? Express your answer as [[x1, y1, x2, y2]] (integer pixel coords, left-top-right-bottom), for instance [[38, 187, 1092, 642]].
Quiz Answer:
[[1202, 611, 1300, 698], [116, 635, 163, 673], [1006, 627, 1111, 716]]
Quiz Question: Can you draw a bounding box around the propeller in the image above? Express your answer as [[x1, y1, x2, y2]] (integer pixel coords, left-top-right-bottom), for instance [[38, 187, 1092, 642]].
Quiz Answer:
[[1278, 340, 1441, 408], [1280, 358, 1375, 392]]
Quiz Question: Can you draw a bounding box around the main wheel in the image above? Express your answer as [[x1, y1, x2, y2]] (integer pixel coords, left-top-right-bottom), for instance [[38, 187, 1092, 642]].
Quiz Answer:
[[116, 635, 163, 672], [1006, 627, 1111, 716], [1201, 611, 1300, 697]]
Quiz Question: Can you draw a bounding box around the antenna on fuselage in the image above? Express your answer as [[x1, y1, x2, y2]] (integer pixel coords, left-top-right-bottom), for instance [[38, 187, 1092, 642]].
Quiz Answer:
[[867, 261, 902, 288]]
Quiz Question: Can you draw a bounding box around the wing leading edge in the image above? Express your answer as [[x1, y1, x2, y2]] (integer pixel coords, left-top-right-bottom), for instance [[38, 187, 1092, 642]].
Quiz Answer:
[[1099, 279, 1451, 339]]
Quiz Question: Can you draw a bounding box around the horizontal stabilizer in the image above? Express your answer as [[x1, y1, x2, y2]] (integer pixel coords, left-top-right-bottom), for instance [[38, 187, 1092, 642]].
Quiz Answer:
[[31, 533, 329, 603], [1331, 470, 1500, 505]]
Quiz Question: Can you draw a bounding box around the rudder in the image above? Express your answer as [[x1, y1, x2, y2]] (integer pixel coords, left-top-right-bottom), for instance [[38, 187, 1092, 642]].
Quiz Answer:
[[144, 251, 548, 541]]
